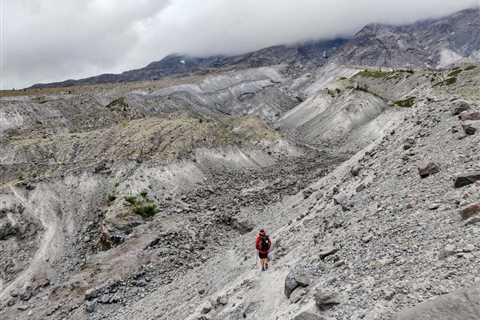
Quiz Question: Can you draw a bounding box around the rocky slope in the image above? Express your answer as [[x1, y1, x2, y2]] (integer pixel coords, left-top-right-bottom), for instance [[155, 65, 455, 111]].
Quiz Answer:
[[335, 8, 480, 68], [2, 55, 480, 320]]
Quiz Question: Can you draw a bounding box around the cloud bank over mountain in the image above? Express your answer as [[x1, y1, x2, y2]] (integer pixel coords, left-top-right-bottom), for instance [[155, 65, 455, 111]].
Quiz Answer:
[[1, 0, 478, 88]]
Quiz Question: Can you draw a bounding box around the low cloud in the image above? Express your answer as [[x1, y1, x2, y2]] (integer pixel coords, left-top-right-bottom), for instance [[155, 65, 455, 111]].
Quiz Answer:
[[1, 0, 478, 89]]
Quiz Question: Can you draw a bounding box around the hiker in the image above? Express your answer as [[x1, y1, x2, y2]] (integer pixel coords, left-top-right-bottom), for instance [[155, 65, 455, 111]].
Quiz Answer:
[[256, 229, 272, 271]]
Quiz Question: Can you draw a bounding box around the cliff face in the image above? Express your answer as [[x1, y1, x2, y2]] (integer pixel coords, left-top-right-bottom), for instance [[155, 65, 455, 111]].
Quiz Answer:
[[334, 8, 480, 68]]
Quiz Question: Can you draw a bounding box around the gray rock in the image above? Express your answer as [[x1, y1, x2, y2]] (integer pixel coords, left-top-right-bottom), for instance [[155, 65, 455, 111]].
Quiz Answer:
[[216, 295, 228, 306], [451, 101, 471, 116], [85, 300, 97, 313], [201, 304, 212, 314], [17, 305, 29, 311], [0, 220, 17, 240], [417, 162, 440, 178], [314, 289, 340, 310], [362, 233, 374, 243], [289, 288, 307, 303], [396, 286, 480, 320], [464, 216, 480, 226], [318, 246, 338, 259], [85, 287, 102, 300], [350, 165, 362, 177], [285, 266, 316, 298], [454, 172, 480, 188], [459, 203, 480, 220], [403, 138, 416, 150], [459, 112, 480, 121], [439, 244, 457, 259], [462, 124, 477, 135]]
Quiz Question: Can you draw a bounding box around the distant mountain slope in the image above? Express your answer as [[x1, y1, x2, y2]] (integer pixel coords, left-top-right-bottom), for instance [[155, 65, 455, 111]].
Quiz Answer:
[[31, 38, 348, 88], [31, 7, 480, 88], [334, 8, 480, 68]]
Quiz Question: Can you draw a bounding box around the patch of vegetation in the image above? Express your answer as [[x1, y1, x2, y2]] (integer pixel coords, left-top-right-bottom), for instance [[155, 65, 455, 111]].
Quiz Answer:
[[124, 196, 137, 205], [433, 77, 457, 87], [133, 203, 159, 218], [107, 194, 117, 203], [448, 69, 463, 78], [465, 65, 477, 71], [357, 69, 391, 79], [32, 96, 49, 104], [338, 76, 348, 80], [124, 194, 159, 218], [393, 97, 416, 108]]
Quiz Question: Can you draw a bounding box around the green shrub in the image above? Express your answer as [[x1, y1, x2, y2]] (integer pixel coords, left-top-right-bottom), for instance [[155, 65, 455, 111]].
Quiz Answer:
[[133, 202, 159, 218], [394, 97, 416, 108], [357, 69, 390, 79], [465, 65, 477, 71], [124, 193, 160, 218], [433, 77, 457, 87], [107, 194, 117, 203], [124, 196, 137, 205], [448, 69, 462, 78]]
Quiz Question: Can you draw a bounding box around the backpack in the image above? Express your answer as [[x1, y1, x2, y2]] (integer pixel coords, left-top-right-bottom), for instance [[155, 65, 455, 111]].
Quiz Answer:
[[260, 235, 271, 251]]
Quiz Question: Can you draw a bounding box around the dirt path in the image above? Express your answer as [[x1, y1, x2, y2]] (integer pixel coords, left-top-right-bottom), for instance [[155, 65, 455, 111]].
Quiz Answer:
[[0, 185, 62, 301]]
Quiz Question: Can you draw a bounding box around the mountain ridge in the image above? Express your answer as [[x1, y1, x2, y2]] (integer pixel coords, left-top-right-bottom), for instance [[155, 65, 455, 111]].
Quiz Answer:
[[29, 8, 480, 89], [30, 38, 348, 89]]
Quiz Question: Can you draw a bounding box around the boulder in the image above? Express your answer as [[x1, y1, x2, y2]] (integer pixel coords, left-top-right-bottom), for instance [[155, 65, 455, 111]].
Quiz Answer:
[[402, 137, 416, 150], [459, 112, 480, 121], [459, 203, 480, 220], [303, 188, 315, 199], [85, 300, 97, 313], [318, 246, 338, 259], [451, 101, 471, 116], [396, 286, 480, 320], [417, 162, 440, 178], [216, 295, 228, 306], [285, 265, 319, 298], [439, 244, 457, 259], [0, 219, 17, 240], [454, 172, 480, 188], [201, 303, 212, 314], [350, 165, 362, 177], [314, 289, 340, 310], [462, 124, 477, 135], [231, 218, 254, 235], [289, 288, 307, 303]]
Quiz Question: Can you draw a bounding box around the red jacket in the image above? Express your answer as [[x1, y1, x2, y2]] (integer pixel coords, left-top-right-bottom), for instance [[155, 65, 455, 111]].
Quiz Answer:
[[256, 234, 271, 254]]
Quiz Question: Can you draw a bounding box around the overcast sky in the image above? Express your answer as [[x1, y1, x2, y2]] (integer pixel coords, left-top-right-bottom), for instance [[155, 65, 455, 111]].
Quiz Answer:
[[0, 0, 479, 89]]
